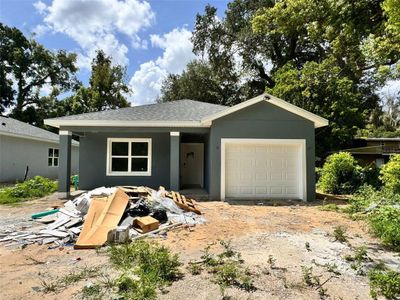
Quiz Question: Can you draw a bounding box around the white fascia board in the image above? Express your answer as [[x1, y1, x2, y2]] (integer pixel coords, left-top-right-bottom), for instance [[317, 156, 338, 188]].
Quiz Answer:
[[201, 93, 329, 128], [44, 119, 209, 129], [0, 131, 79, 147]]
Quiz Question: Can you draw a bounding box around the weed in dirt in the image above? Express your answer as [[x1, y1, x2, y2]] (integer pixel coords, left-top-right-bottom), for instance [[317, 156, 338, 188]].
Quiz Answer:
[[324, 263, 341, 275], [301, 265, 331, 299], [107, 240, 182, 299], [368, 267, 400, 300], [320, 203, 340, 212], [40, 265, 101, 294], [345, 246, 370, 275], [187, 262, 203, 275], [82, 283, 103, 299], [332, 226, 348, 243], [40, 279, 59, 293], [199, 240, 256, 297]]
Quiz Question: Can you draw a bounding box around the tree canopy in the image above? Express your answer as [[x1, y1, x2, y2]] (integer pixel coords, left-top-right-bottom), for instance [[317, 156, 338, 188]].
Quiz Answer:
[[159, 0, 400, 155], [0, 23, 78, 122]]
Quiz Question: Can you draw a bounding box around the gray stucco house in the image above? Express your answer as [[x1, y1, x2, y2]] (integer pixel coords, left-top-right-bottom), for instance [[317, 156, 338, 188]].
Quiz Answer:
[[45, 93, 328, 201], [0, 116, 79, 183]]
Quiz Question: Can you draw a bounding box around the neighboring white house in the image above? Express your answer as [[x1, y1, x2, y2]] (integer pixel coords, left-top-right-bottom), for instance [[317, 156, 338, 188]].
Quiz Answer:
[[0, 116, 79, 183]]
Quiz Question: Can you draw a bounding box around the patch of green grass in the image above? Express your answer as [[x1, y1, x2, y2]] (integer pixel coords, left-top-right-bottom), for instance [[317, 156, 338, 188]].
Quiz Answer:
[[82, 283, 103, 299], [368, 268, 400, 300], [40, 266, 101, 293], [107, 240, 182, 299], [319, 203, 340, 212], [0, 176, 57, 205], [332, 226, 348, 243]]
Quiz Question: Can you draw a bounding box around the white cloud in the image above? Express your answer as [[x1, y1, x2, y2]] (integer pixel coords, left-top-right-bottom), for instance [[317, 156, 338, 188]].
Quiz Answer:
[[33, 0, 47, 14], [129, 27, 196, 105], [35, 0, 155, 68], [32, 24, 49, 37]]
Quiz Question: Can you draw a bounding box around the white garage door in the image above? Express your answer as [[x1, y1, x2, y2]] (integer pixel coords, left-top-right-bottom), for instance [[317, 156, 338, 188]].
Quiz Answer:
[[223, 140, 304, 199]]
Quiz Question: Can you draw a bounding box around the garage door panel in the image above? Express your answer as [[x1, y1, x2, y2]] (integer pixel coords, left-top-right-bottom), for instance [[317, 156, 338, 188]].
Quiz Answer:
[[225, 142, 302, 199]]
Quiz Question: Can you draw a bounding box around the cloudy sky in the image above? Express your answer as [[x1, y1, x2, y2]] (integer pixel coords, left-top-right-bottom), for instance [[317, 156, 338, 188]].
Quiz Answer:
[[0, 0, 230, 105]]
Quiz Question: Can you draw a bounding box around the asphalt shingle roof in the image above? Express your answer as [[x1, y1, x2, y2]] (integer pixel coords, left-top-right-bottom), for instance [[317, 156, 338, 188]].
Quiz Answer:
[[0, 116, 78, 145], [50, 100, 228, 122]]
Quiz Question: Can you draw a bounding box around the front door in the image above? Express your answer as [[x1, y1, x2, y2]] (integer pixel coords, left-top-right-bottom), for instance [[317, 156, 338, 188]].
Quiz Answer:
[[180, 143, 204, 188]]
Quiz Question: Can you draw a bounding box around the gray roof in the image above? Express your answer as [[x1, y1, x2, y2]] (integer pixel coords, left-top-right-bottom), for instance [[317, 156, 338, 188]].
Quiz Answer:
[[50, 100, 227, 122], [0, 116, 79, 145]]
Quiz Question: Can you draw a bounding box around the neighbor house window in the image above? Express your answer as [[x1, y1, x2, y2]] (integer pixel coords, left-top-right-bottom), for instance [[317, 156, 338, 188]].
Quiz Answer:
[[107, 138, 152, 176], [48, 148, 59, 167]]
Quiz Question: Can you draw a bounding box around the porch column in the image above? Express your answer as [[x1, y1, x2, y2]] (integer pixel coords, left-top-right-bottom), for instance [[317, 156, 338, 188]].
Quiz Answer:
[[170, 131, 180, 191], [58, 130, 72, 198]]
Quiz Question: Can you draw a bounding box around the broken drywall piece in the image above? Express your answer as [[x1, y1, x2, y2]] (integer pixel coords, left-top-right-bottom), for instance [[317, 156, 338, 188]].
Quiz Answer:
[[39, 230, 69, 238], [46, 217, 70, 230]]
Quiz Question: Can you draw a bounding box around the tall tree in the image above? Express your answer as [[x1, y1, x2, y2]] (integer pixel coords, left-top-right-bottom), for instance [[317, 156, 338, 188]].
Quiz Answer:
[[0, 23, 78, 119], [62, 50, 130, 113], [187, 0, 400, 154]]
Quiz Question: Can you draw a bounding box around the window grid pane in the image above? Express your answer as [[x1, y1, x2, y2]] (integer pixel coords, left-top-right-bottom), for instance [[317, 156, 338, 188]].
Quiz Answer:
[[109, 139, 151, 174]]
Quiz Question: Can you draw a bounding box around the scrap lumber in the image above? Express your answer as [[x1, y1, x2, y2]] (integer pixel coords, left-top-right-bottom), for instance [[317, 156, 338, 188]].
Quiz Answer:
[[166, 191, 201, 215], [133, 216, 160, 233], [74, 189, 129, 249]]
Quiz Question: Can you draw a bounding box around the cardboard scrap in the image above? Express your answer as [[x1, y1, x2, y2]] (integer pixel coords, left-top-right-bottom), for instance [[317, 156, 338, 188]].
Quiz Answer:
[[74, 189, 129, 249]]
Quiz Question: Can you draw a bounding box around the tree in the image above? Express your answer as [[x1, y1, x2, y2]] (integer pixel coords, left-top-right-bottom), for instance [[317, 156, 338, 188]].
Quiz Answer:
[[0, 23, 78, 119], [158, 60, 252, 105], [64, 50, 130, 113], [189, 0, 400, 155]]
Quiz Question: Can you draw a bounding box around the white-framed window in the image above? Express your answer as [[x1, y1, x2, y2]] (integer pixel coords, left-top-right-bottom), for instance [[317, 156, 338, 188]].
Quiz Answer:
[[48, 148, 59, 167], [106, 138, 152, 176]]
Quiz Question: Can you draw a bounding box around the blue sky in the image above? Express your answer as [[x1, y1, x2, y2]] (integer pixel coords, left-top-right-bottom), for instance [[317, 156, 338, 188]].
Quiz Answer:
[[0, 0, 230, 104]]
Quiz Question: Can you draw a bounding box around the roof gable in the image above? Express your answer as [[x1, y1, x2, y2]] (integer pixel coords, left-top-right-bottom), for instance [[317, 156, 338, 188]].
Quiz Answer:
[[202, 93, 329, 128]]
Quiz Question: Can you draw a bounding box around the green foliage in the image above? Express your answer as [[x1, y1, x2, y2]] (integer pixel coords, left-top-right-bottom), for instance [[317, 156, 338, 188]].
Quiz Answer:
[[158, 60, 245, 106], [319, 203, 340, 212], [380, 154, 400, 193], [318, 153, 362, 194], [368, 268, 400, 300], [332, 226, 348, 243], [0, 176, 57, 204], [189, 0, 400, 155], [0, 23, 77, 119], [369, 206, 400, 251], [107, 240, 182, 299]]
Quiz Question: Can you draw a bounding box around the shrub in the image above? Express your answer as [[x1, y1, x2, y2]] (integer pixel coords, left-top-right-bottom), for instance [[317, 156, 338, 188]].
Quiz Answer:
[[361, 164, 382, 189], [318, 152, 362, 194], [0, 176, 57, 204], [369, 206, 400, 251], [368, 268, 400, 300], [346, 185, 400, 214], [332, 226, 348, 243], [380, 154, 400, 193]]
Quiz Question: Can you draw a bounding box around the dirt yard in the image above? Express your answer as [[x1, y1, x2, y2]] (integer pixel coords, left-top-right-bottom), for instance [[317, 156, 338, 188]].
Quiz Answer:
[[0, 197, 399, 300]]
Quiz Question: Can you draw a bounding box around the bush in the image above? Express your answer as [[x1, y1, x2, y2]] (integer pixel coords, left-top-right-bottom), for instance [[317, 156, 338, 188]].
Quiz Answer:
[[380, 154, 400, 193], [369, 268, 400, 300], [318, 152, 362, 194], [0, 176, 57, 204], [369, 206, 400, 251], [361, 164, 382, 189], [347, 185, 400, 214]]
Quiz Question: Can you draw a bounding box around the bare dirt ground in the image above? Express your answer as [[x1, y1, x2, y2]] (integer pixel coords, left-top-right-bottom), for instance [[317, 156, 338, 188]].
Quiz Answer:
[[0, 197, 399, 300]]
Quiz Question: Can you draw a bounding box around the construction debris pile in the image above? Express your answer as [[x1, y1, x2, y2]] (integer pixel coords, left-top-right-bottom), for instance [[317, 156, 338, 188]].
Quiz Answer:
[[0, 186, 204, 249]]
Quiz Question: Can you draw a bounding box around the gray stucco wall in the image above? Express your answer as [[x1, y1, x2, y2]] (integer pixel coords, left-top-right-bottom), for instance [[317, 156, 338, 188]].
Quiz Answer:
[[208, 101, 316, 201], [78, 132, 171, 190], [0, 135, 79, 182]]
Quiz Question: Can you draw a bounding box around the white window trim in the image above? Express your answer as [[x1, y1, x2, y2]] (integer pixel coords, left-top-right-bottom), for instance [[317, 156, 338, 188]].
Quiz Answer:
[[220, 138, 307, 201], [48, 147, 59, 167], [106, 138, 152, 176]]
